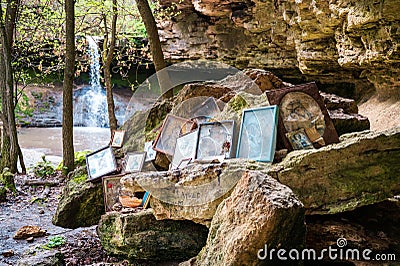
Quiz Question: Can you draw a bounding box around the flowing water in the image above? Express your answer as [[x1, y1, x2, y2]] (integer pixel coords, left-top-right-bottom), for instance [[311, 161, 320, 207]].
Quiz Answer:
[[73, 36, 109, 127]]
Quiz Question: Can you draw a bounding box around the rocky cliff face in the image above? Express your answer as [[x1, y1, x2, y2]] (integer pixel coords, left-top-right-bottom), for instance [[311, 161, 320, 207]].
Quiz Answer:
[[158, 0, 400, 99]]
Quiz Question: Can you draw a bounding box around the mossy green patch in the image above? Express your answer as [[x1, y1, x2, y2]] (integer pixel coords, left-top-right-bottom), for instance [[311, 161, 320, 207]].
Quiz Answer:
[[228, 95, 248, 113]]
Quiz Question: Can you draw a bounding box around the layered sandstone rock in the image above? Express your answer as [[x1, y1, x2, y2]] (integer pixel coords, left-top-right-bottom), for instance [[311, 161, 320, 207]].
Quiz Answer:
[[97, 209, 208, 261], [158, 0, 400, 98], [191, 171, 305, 266]]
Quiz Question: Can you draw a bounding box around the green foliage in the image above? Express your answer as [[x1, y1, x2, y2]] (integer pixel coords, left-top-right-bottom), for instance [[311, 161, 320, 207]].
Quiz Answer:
[[33, 156, 56, 178], [74, 150, 91, 168], [42, 236, 66, 249], [73, 172, 88, 184], [56, 150, 91, 171], [0, 168, 16, 193]]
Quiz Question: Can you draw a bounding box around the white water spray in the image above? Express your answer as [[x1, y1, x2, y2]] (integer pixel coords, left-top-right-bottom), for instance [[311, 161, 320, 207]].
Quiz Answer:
[[73, 36, 108, 127]]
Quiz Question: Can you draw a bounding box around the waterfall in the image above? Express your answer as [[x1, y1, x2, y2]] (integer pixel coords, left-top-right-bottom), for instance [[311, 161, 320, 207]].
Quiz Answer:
[[73, 36, 108, 127], [88, 36, 101, 89]]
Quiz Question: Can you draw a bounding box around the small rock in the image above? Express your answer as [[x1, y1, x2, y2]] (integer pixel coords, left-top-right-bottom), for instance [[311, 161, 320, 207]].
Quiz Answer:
[[39, 209, 45, 214], [13, 225, 47, 239], [2, 249, 14, 257], [26, 237, 34, 243]]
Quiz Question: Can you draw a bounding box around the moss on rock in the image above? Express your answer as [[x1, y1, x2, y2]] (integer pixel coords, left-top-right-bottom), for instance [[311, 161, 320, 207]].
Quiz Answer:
[[52, 166, 104, 228], [97, 209, 209, 262]]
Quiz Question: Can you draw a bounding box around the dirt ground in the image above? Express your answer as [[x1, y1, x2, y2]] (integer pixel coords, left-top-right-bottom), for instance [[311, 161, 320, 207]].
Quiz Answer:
[[359, 95, 400, 131], [0, 174, 124, 266]]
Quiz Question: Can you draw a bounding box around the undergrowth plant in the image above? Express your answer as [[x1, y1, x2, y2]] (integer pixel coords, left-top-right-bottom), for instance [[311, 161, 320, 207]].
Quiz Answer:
[[33, 156, 55, 178], [56, 150, 92, 172], [42, 236, 66, 250]]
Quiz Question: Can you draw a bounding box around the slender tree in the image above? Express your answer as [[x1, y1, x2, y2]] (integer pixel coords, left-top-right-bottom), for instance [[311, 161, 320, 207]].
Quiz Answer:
[[0, 0, 25, 175], [135, 0, 172, 99], [102, 0, 118, 133], [62, 0, 75, 174]]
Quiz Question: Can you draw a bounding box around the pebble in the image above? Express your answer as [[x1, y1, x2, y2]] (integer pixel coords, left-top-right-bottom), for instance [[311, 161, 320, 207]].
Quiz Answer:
[[26, 237, 34, 243], [1, 250, 14, 257]]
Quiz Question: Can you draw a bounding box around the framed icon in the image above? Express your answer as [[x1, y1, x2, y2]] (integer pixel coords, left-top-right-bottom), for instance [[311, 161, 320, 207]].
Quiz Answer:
[[111, 130, 125, 148], [266, 82, 339, 150], [286, 128, 314, 150], [171, 131, 198, 169], [144, 141, 157, 162], [195, 120, 235, 161], [86, 146, 117, 181], [236, 106, 278, 162], [123, 152, 146, 173], [153, 114, 194, 156], [102, 174, 124, 212]]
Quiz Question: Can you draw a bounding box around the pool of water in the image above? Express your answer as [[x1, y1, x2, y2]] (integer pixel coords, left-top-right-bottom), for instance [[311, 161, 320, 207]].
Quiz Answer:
[[17, 127, 111, 168]]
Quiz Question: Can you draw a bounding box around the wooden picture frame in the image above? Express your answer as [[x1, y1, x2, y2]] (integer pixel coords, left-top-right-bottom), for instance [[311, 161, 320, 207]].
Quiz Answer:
[[195, 120, 235, 161], [236, 106, 278, 162], [171, 130, 198, 170], [111, 130, 125, 148], [153, 114, 194, 156], [144, 141, 157, 162], [86, 146, 117, 181], [265, 82, 339, 151], [123, 152, 146, 173], [102, 174, 124, 212]]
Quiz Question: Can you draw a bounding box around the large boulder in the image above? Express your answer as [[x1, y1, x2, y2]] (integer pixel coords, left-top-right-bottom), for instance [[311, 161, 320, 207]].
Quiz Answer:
[[52, 167, 104, 228], [191, 171, 305, 266], [320, 91, 370, 135], [122, 162, 244, 226], [328, 109, 370, 136], [122, 127, 400, 226], [268, 127, 400, 214], [120, 127, 400, 231], [97, 209, 209, 261]]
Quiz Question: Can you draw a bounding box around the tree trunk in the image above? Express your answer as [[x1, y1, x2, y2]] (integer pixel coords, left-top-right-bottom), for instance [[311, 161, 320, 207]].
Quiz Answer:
[[135, 0, 173, 99], [103, 0, 118, 133], [0, 3, 19, 174], [62, 0, 75, 174]]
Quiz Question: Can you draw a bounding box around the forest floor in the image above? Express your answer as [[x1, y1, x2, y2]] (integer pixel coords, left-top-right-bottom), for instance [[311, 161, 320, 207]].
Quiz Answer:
[[0, 174, 127, 266]]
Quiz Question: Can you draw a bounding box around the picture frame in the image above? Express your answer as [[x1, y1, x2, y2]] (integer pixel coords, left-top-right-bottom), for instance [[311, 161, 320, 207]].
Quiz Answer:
[[123, 152, 146, 173], [102, 174, 124, 212], [286, 128, 314, 150], [171, 130, 198, 170], [86, 146, 117, 181], [265, 82, 339, 151], [111, 130, 125, 148], [144, 141, 157, 162], [140, 191, 151, 208], [153, 114, 194, 156], [191, 97, 221, 118], [195, 120, 235, 161], [177, 158, 192, 169], [236, 106, 278, 162]]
